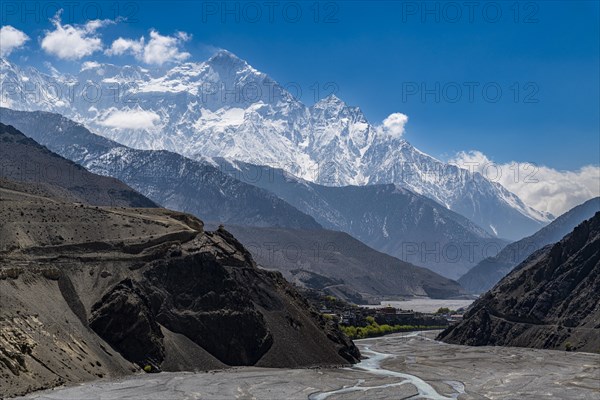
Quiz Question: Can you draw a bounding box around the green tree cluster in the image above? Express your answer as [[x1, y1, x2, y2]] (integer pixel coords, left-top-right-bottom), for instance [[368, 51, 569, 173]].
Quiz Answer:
[[340, 318, 445, 339]]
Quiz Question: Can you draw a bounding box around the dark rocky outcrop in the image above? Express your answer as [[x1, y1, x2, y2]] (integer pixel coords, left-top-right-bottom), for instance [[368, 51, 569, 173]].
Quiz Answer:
[[89, 279, 166, 367], [136, 250, 274, 366], [438, 212, 600, 353]]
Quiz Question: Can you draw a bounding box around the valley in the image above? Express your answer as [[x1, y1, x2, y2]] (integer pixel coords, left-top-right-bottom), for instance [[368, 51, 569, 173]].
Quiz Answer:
[[0, 5, 598, 399], [15, 332, 600, 400]]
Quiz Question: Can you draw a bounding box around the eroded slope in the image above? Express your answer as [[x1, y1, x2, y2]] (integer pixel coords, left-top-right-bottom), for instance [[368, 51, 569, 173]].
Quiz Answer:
[[0, 187, 358, 398]]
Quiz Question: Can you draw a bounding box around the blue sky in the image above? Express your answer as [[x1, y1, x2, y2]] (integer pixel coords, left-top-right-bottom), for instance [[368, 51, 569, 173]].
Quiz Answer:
[[1, 0, 599, 170]]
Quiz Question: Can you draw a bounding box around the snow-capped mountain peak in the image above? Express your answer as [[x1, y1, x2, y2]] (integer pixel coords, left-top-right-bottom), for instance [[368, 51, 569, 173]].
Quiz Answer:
[[0, 53, 552, 239], [207, 49, 249, 68], [313, 93, 344, 107]]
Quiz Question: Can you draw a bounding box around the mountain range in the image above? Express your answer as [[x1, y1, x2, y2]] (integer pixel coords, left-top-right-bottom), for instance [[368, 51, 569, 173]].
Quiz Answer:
[[0, 53, 552, 240], [214, 159, 508, 279], [0, 117, 466, 300], [1, 108, 505, 279], [0, 108, 321, 230]]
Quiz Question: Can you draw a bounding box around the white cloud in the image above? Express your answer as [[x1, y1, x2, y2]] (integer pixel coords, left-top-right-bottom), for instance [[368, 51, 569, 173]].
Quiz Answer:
[[105, 30, 191, 65], [81, 61, 101, 70], [99, 109, 160, 130], [377, 112, 409, 139], [449, 150, 600, 216], [41, 11, 113, 60], [105, 37, 144, 56], [0, 26, 29, 56]]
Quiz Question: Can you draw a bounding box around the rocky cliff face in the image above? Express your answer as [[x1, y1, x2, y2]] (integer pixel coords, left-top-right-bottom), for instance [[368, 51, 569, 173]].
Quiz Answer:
[[438, 212, 600, 353], [0, 185, 359, 398]]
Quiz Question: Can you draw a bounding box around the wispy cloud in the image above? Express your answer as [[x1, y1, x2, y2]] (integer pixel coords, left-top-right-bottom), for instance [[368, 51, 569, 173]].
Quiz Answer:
[[450, 150, 600, 216], [99, 109, 161, 130]]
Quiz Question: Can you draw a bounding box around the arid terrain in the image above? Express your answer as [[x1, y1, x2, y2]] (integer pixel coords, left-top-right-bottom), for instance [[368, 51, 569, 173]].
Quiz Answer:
[[0, 185, 358, 398], [1, 5, 598, 400], [14, 331, 600, 399], [440, 213, 600, 353]]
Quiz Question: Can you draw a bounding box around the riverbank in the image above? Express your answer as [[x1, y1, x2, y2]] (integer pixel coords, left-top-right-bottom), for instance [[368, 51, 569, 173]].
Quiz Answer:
[[15, 331, 600, 399], [363, 299, 475, 313]]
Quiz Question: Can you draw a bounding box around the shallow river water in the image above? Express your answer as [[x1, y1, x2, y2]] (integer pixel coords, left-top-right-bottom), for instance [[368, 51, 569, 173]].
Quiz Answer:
[[309, 333, 462, 400]]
